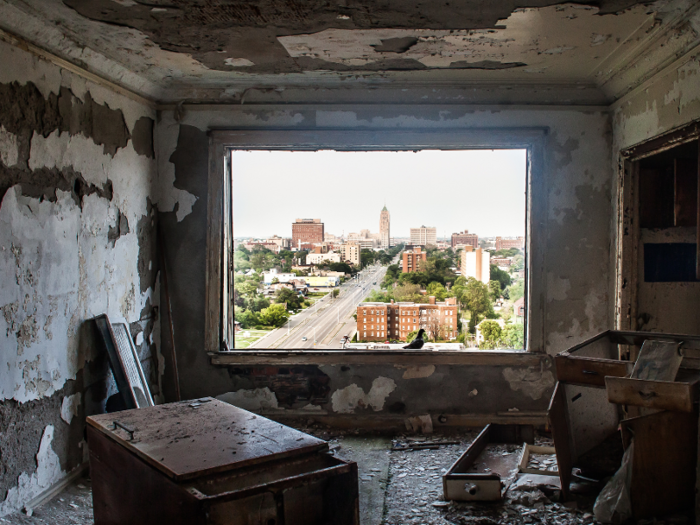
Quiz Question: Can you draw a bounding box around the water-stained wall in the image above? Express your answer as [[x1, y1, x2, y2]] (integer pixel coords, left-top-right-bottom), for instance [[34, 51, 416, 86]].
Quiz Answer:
[[157, 103, 614, 416], [0, 40, 160, 516]]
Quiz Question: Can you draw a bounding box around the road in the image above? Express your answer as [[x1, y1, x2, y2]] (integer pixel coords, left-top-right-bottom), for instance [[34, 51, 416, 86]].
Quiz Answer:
[[248, 264, 388, 349]]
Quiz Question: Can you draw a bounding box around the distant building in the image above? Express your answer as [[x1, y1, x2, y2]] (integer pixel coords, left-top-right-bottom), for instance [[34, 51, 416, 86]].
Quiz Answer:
[[347, 229, 379, 249], [339, 242, 361, 266], [380, 206, 391, 250], [451, 230, 478, 249], [461, 246, 490, 284], [495, 236, 524, 251], [357, 297, 459, 342], [262, 269, 297, 285], [292, 218, 324, 247], [410, 226, 437, 246], [266, 235, 291, 250], [513, 297, 525, 319], [306, 252, 342, 265], [491, 257, 512, 268], [242, 241, 281, 254], [402, 246, 427, 273]]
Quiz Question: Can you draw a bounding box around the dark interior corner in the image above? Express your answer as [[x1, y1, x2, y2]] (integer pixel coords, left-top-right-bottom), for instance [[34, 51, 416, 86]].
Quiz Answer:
[[1, 0, 700, 523]]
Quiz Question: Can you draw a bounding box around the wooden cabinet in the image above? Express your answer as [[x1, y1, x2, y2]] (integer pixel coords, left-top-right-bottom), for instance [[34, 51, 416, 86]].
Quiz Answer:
[[87, 398, 359, 525]]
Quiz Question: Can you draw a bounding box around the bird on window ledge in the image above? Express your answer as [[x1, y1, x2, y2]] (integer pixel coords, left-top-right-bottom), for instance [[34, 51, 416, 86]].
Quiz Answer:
[[403, 329, 425, 349]]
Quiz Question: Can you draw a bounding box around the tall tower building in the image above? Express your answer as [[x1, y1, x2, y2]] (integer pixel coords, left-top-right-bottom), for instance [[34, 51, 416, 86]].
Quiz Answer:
[[380, 205, 390, 249]]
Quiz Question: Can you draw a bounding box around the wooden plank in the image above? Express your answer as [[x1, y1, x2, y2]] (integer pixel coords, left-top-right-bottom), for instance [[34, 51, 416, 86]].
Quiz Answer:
[[209, 350, 547, 367], [204, 139, 226, 353], [87, 399, 327, 482], [621, 410, 698, 519], [555, 355, 631, 387], [548, 382, 573, 500], [605, 376, 697, 413]]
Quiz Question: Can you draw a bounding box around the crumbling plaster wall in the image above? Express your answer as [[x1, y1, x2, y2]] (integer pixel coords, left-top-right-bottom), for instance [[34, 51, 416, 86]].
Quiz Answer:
[[157, 102, 613, 418], [0, 40, 160, 516], [612, 28, 700, 334]]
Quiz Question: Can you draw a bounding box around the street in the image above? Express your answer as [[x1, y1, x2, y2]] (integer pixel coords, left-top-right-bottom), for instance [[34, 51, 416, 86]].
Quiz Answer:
[[248, 264, 388, 349]]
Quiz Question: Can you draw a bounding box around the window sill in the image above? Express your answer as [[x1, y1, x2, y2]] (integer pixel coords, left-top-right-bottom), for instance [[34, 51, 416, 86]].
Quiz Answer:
[[209, 349, 547, 367]]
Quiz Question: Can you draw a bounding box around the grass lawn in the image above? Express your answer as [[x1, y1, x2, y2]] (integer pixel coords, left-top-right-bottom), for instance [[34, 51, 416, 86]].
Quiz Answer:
[[234, 329, 272, 349]]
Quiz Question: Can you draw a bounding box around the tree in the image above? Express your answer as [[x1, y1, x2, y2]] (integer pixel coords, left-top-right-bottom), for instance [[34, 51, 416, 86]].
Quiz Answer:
[[275, 288, 304, 311], [258, 304, 290, 327], [502, 324, 525, 349], [460, 278, 491, 333], [329, 262, 353, 274], [479, 320, 502, 349], [236, 308, 259, 329], [490, 265, 512, 291], [405, 329, 418, 343], [393, 283, 424, 303], [331, 289, 340, 299], [508, 280, 524, 302], [511, 254, 524, 271], [426, 282, 447, 301], [488, 280, 502, 303]]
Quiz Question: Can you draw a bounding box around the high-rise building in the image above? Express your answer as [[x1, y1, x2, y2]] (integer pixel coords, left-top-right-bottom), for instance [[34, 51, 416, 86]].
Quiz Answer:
[[495, 236, 525, 251], [292, 218, 324, 248], [402, 246, 427, 273], [451, 230, 478, 249], [461, 246, 490, 284], [380, 205, 390, 250], [410, 226, 437, 246], [339, 242, 361, 266]]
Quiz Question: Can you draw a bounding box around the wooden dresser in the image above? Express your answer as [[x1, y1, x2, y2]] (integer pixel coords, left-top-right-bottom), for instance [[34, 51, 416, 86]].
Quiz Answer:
[[87, 398, 358, 525]]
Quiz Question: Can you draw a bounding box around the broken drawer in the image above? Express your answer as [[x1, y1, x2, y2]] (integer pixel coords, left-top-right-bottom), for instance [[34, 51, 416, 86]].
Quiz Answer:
[[443, 424, 528, 501], [555, 354, 632, 387], [605, 369, 700, 413]]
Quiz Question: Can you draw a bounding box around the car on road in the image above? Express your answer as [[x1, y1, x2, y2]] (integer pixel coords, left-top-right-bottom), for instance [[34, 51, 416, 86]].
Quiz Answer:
[[373, 282, 377, 285], [301, 336, 307, 341]]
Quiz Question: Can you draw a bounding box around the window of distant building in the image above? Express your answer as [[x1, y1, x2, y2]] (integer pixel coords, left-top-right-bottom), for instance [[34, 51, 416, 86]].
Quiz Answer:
[[207, 129, 543, 356]]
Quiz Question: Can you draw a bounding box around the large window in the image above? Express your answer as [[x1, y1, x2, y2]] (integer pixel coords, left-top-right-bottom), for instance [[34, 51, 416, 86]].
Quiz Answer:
[[207, 129, 546, 355]]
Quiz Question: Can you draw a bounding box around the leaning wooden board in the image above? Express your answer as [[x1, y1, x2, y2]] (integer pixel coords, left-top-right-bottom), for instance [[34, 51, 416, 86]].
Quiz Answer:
[[87, 398, 328, 481]]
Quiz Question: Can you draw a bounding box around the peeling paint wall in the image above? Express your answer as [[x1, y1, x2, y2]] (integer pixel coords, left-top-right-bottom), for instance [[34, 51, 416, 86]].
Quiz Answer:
[[0, 39, 160, 516], [158, 101, 614, 405], [612, 15, 700, 335]]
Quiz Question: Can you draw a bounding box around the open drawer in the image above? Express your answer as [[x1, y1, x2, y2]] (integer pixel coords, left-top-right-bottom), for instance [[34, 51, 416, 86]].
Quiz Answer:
[[605, 368, 700, 413], [442, 424, 532, 501]]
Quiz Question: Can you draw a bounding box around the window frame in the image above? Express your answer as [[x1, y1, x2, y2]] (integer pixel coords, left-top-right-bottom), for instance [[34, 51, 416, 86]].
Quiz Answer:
[[206, 128, 546, 357]]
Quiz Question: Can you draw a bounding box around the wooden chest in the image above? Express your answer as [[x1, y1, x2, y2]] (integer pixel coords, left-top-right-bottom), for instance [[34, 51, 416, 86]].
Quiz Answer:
[[87, 398, 358, 525]]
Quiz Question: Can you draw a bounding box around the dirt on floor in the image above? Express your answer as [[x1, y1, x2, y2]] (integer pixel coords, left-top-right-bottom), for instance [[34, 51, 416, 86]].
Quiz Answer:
[[0, 427, 694, 525]]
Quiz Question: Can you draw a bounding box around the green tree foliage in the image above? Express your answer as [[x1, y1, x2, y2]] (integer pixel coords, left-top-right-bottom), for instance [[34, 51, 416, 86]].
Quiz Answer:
[[329, 262, 354, 274], [405, 329, 418, 343], [502, 324, 525, 349], [426, 282, 448, 301], [461, 278, 492, 333], [381, 264, 400, 288], [479, 320, 502, 349], [492, 248, 521, 258], [490, 265, 512, 291], [331, 289, 340, 298], [508, 280, 524, 302], [488, 280, 502, 302], [258, 304, 290, 328], [393, 283, 424, 303], [275, 287, 304, 311], [511, 254, 524, 271], [364, 290, 393, 303], [235, 307, 259, 329]]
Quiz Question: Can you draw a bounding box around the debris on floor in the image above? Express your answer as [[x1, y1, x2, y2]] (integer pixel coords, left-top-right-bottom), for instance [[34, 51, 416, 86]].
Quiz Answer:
[[0, 478, 93, 525]]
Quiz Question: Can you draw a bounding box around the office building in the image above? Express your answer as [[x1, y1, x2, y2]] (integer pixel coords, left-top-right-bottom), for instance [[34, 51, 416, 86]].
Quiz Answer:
[[292, 218, 324, 247], [495, 236, 525, 251], [451, 230, 479, 249], [380, 206, 391, 249], [410, 226, 437, 246]]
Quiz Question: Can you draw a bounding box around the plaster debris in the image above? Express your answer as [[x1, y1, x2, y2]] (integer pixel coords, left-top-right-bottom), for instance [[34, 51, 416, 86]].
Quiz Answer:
[[502, 367, 555, 400], [0, 425, 63, 517], [331, 376, 396, 413], [225, 58, 255, 67], [217, 387, 280, 411], [60, 394, 81, 425]]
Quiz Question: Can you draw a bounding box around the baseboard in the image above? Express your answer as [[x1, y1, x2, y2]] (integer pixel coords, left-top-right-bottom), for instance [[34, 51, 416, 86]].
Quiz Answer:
[[24, 463, 89, 514]]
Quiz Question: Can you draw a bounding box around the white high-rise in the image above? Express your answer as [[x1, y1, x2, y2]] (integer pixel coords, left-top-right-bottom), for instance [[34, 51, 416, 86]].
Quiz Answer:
[[410, 226, 437, 246], [460, 246, 491, 284], [380, 205, 390, 249]]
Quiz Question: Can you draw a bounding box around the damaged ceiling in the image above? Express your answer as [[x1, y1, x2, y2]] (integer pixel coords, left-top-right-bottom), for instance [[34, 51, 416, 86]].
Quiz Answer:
[[0, 0, 698, 103]]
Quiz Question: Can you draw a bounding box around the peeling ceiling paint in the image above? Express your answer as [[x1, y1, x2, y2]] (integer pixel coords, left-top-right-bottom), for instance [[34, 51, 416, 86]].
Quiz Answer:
[[0, 0, 696, 103]]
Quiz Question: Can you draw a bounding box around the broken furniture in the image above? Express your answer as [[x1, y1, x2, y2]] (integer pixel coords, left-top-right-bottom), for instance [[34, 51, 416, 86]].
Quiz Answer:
[[94, 314, 154, 409], [443, 424, 533, 501], [549, 330, 700, 518], [87, 398, 359, 525]]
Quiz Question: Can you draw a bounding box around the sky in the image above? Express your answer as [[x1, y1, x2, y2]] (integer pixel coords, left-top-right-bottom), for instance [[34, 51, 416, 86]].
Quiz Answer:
[[232, 149, 526, 239]]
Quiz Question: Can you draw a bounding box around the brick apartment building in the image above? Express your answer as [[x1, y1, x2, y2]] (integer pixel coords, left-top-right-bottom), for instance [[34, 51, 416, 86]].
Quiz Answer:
[[292, 218, 324, 247], [451, 230, 478, 249], [495, 236, 524, 251], [356, 297, 459, 342], [402, 246, 427, 273]]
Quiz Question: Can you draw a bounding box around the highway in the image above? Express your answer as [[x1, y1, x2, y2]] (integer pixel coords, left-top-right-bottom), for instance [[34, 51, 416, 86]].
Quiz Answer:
[[248, 264, 388, 349]]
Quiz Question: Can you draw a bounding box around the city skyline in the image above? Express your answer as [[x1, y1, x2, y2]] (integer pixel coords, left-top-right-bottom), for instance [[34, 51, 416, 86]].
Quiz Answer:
[[232, 149, 526, 239]]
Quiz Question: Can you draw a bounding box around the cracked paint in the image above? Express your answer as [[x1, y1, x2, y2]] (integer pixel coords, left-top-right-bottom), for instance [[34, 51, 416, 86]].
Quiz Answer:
[[0, 125, 19, 167], [331, 377, 397, 413], [395, 365, 436, 379], [60, 393, 81, 425], [217, 387, 280, 411], [0, 425, 63, 517], [502, 367, 555, 400]]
